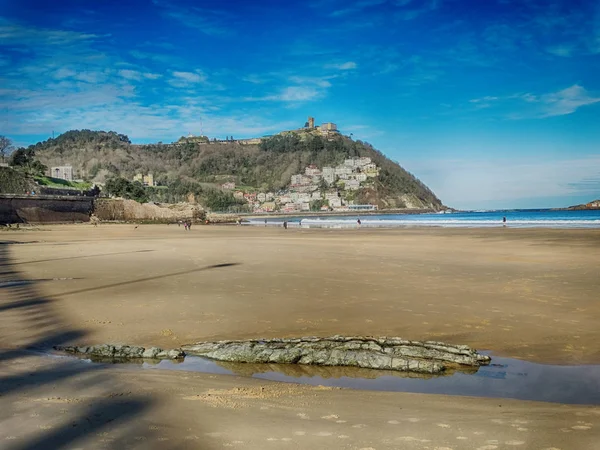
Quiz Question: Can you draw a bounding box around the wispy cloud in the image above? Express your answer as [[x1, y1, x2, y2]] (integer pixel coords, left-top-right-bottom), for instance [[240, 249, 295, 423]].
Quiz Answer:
[[538, 85, 600, 117], [323, 0, 440, 21], [172, 71, 206, 83], [129, 50, 174, 63], [327, 61, 357, 70], [118, 69, 162, 81], [289, 75, 333, 88], [244, 86, 324, 103], [546, 45, 575, 57], [329, 0, 387, 17], [393, 0, 440, 21], [470, 85, 600, 118], [151, 0, 232, 36], [0, 19, 98, 49], [277, 86, 322, 102]]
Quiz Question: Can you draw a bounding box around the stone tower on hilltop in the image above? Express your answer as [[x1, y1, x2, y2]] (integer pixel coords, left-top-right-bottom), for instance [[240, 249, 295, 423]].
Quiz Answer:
[[307, 116, 315, 128]]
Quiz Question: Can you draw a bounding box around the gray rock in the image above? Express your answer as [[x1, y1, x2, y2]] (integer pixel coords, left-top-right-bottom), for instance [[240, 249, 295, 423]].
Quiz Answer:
[[142, 347, 162, 359], [166, 349, 185, 359], [55, 344, 184, 361], [182, 335, 489, 374]]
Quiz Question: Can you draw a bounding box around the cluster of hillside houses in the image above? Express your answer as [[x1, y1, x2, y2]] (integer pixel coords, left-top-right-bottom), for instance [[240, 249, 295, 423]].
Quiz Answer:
[[224, 157, 380, 213]]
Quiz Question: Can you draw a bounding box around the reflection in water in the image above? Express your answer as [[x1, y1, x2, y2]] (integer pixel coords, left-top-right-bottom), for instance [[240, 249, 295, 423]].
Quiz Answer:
[[213, 359, 478, 379], [64, 353, 600, 405]]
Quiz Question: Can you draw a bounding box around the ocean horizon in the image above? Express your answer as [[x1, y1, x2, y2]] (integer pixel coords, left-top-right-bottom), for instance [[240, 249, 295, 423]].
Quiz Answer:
[[247, 209, 600, 229]]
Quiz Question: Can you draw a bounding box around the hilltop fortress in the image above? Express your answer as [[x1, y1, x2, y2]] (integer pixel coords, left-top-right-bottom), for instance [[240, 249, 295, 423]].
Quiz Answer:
[[174, 116, 340, 146]]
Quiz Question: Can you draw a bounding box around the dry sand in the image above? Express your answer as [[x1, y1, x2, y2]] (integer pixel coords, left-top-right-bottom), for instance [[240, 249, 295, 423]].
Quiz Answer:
[[1, 224, 599, 449]]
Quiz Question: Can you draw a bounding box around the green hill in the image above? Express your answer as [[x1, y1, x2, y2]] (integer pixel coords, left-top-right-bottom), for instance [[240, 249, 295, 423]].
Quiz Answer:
[[30, 129, 443, 210]]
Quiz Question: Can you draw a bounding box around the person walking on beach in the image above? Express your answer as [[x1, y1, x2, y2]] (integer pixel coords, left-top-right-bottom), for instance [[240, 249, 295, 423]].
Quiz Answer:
[[357, 218, 362, 227], [283, 221, 287, 229], [503, 216, 507, 226]]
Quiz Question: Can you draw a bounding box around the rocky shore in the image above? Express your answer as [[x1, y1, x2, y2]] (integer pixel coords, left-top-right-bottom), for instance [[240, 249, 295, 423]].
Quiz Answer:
[[182, 336, 491, 374]]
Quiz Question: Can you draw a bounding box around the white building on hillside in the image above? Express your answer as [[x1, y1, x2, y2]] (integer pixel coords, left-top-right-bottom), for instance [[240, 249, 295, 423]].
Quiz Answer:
[[335, 165, 352, 177], [305, 165, 321, 176], [51, 165, 73, 181], [329, 197, 342, 208], [344, 179, 360, 190], [322, 167, 335, 184]]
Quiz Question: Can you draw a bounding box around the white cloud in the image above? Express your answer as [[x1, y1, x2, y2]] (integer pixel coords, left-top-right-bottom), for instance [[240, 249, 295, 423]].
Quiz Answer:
[[469, 96, 498, 103], [151, 0, 231, 36], [330, 61, 357, 70], [53, 67, 77, 79], [241, 74, 267, 84], [394, 0, 440, 21], [0, 20, 98, 49], [329, 0, 387, 17], [539, 84, 600, 117], [546, 45, 574, 57], [118, 69, 161, 81], [118, 69, 143, 81], [278, 86, 321, 101], [289, 75, 333, 88], [470, 85, 600, 118], [244, 86, 324, 103], [171, 71, 206, 83], [129, 50, 174, 63]]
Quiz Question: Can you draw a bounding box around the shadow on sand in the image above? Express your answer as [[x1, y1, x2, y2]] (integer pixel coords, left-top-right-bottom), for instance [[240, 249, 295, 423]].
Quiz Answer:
[[0, 241, 235, 449]]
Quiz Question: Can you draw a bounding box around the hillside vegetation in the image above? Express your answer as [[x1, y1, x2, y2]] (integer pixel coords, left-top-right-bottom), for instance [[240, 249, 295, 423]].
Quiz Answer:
[[30, 130, 442, 210], [0, 167, 36, 194]]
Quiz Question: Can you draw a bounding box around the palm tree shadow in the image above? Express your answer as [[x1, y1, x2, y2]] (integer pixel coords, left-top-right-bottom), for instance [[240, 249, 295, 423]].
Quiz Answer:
[[0, 243, 215, 449]]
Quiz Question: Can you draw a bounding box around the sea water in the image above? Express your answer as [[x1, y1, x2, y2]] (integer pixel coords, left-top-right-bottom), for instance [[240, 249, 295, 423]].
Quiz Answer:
[[248, 209, 600, 229]]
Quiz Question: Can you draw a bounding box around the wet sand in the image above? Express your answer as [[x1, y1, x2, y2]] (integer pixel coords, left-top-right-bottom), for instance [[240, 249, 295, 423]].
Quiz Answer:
[[1, 224, 599, 448]]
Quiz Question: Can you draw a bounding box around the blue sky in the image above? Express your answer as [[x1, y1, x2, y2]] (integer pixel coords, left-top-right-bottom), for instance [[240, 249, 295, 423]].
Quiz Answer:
[[1, 0, 599, 209]]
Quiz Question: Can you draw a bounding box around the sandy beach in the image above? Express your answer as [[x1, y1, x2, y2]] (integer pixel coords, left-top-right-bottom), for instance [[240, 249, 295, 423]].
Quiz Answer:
[[1, 224, 599, 448]]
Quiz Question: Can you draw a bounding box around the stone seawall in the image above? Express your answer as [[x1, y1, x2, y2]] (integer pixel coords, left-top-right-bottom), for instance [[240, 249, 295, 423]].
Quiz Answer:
[[182, 336, 491, 374], [93, 199, 205, 223], [0, 195, 93, 224]]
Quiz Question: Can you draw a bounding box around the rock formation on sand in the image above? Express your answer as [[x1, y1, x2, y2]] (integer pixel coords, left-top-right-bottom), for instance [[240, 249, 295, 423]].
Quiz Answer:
[[55, 344, 184, 360], [182, 336, 491, 374], [55, 337, 490, 375]]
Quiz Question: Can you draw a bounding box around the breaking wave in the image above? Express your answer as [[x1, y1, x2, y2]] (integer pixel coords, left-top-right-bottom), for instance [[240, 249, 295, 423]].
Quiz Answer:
[[298, 218, 600, 229]]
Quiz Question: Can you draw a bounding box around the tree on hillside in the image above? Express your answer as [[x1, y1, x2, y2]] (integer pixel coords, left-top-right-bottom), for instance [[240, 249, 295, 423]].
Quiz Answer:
[[10, 147, 35, 166], [105, 177, 148, 203], [310, 199, 327, 211], [0, 135, 13, 163], [9, 147, 48, 176]]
